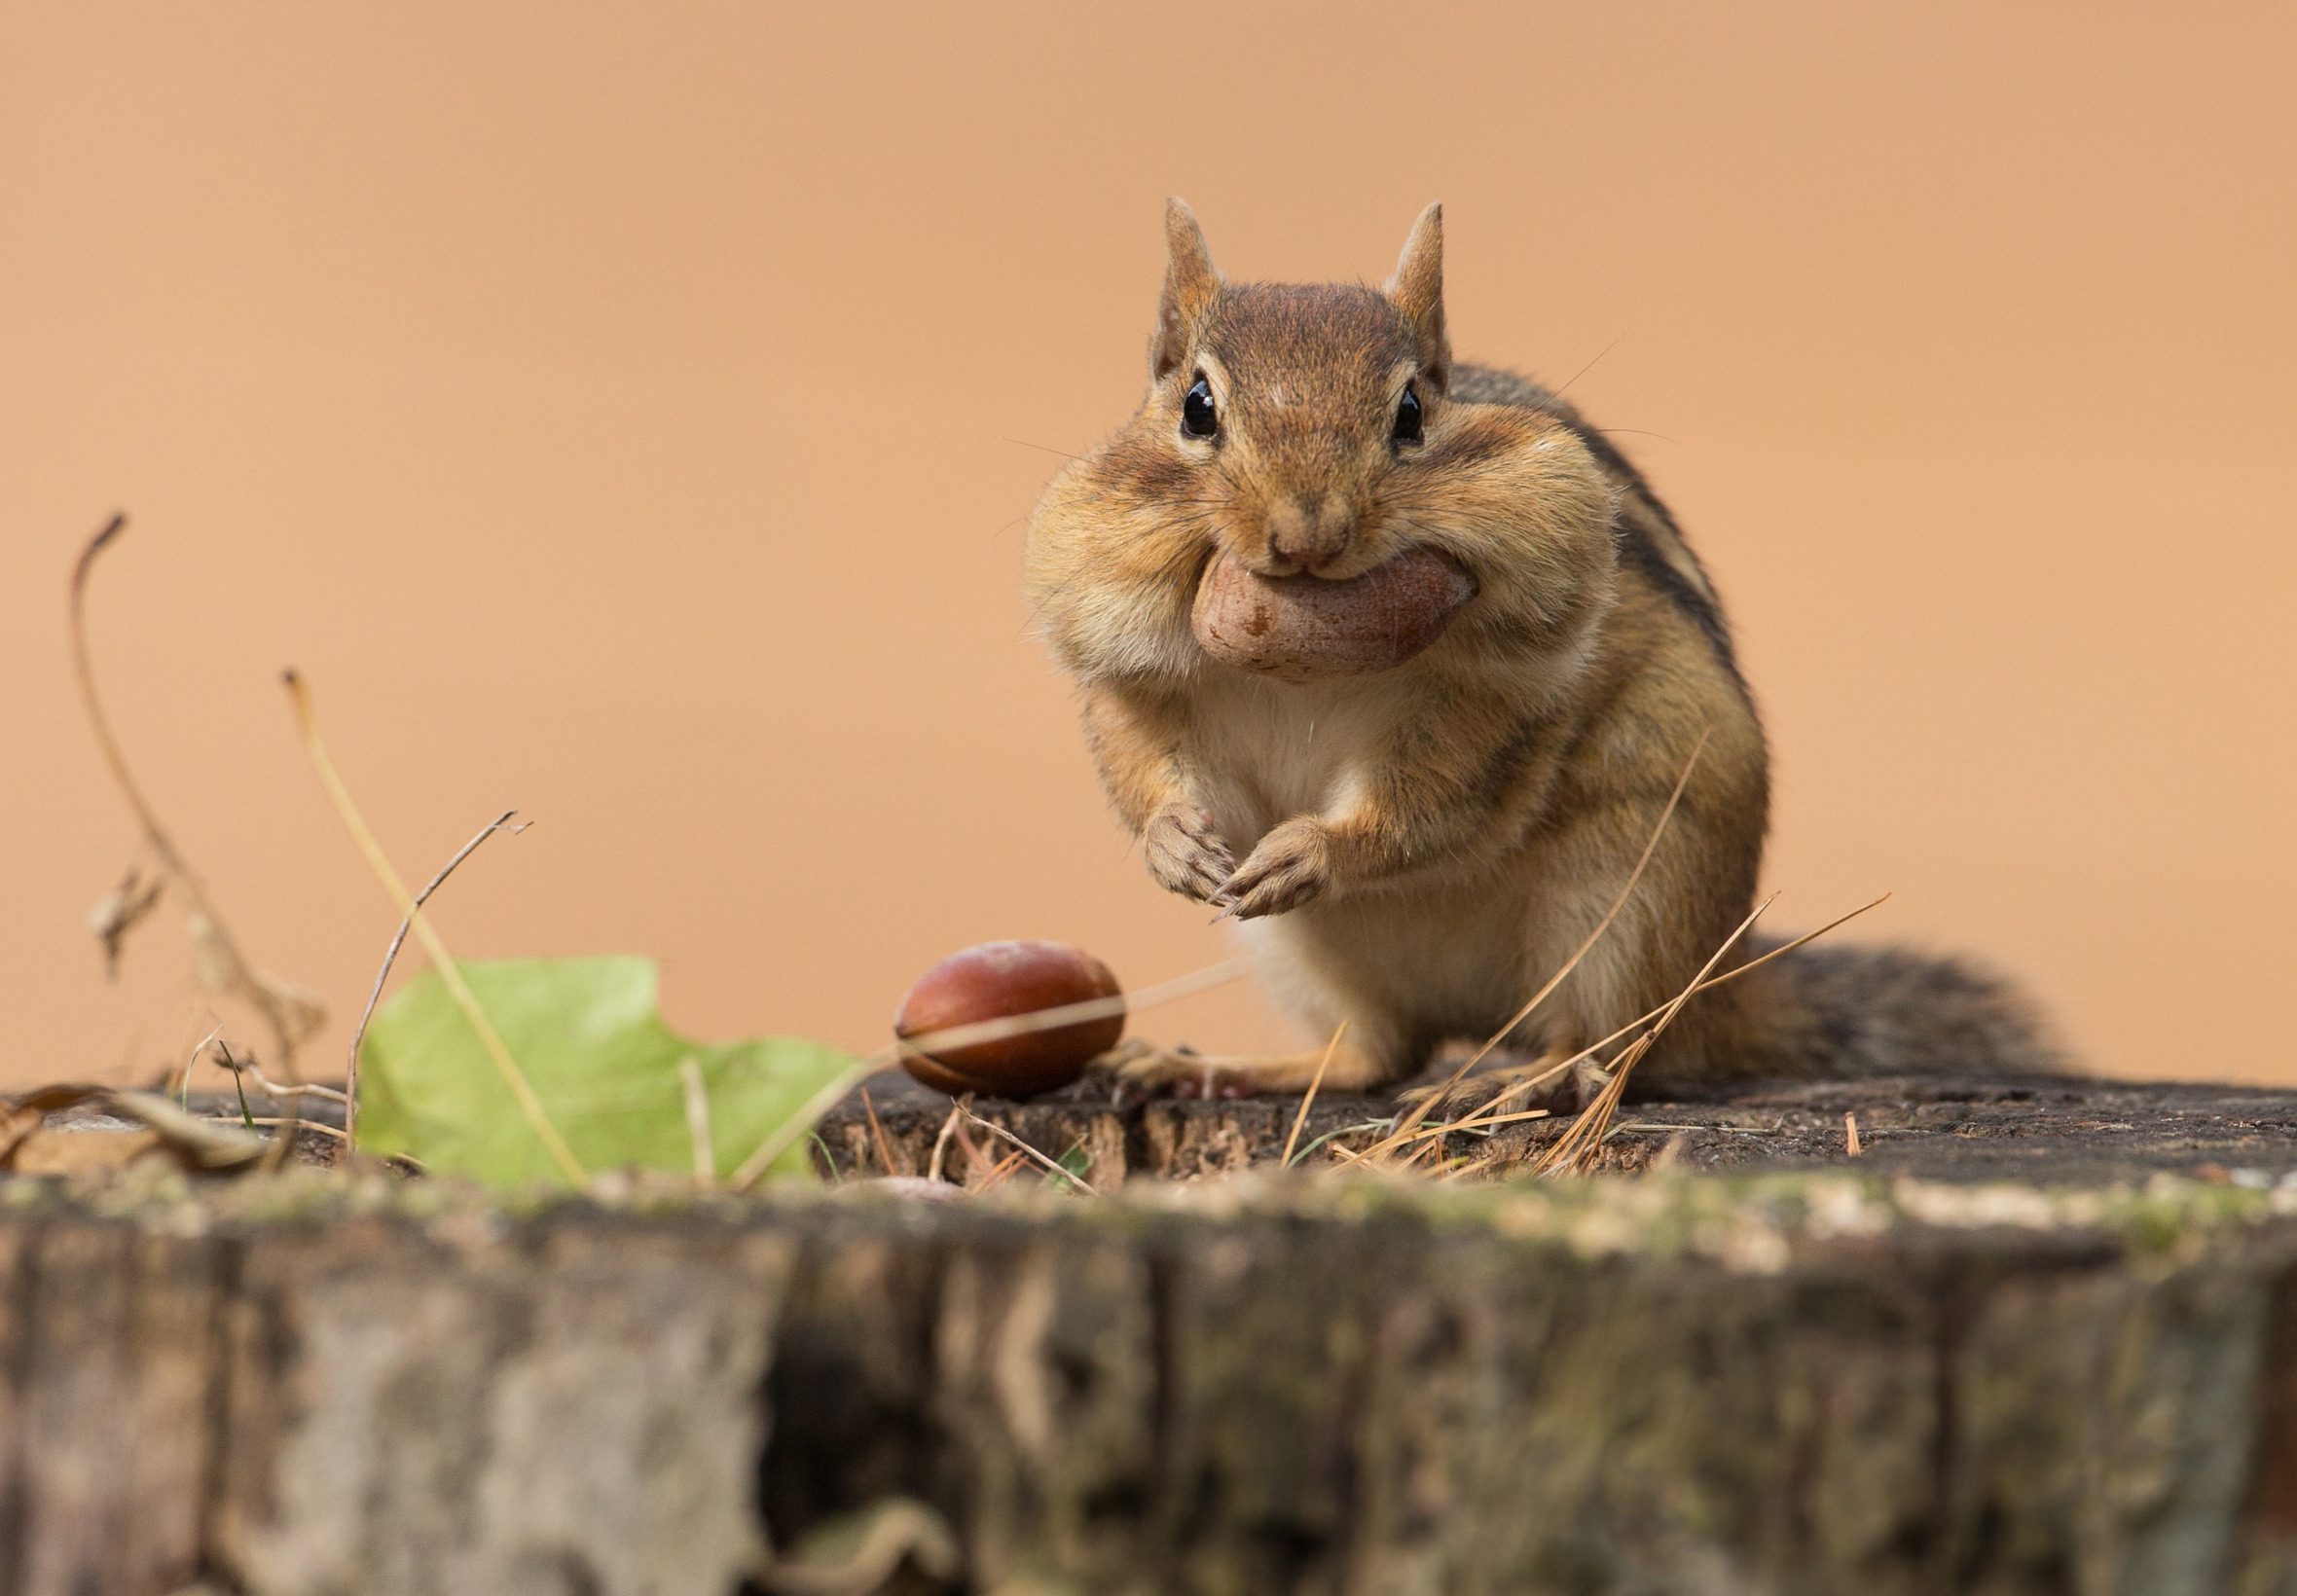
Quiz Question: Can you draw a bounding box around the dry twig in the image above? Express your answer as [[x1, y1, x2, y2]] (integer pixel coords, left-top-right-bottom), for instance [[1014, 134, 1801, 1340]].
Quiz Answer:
[[344, 808, 526, 1149], [221, 1115, 348, 1143], [70, 515, 324, 1167], [958, 1104, 1097, 1194], [225, 1054, 347, 1105], [285, 671, 588, 1188], [927, 1104, 962, 1184]]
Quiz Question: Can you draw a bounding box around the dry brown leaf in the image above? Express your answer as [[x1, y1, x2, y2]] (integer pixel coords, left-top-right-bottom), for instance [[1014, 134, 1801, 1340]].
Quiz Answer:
[[86, 861, 164, 978], [1, 1085, 268, 1176]]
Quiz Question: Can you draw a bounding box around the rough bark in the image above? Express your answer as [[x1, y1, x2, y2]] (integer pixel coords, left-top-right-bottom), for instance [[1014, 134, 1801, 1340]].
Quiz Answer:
[[0, 1163, 2295, 1595]]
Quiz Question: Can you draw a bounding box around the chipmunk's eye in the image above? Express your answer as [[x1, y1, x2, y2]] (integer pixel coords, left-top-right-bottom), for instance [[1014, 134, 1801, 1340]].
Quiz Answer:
[[1182, 375, 1220, 440], [1392, 381, 1424, 445]]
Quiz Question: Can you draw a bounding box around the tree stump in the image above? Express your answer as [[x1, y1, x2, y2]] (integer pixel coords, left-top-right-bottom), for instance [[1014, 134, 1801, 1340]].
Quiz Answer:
[[4, 1074, 2297, 1595]]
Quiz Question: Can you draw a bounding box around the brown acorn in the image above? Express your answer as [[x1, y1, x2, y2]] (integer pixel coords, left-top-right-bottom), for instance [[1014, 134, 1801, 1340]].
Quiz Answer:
[[894, 941, 1124, 1099]]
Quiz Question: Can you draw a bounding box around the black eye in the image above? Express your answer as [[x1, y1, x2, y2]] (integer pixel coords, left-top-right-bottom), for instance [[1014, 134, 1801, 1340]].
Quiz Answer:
[[1182, 375, 1220, 440], [1393, 381, 1423, 444]]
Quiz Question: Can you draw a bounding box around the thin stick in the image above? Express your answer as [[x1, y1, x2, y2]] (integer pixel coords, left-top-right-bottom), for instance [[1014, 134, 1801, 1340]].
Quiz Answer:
[[1844, 1112, 1862, 1158], [860, 1087, 895, 1177], [73, 517, 319, 1170], [345, 809, 525, 1150], [679, 1057, 715, 1186], [1282, 1021, 1347, 1169], [959, 1106, 1097, 1195], [222, 1115, 348, 1142], [71, 516, 322, 1093], [1367, 731, 1712, 1162], [284, 671, 588, 1188], [237, 1061, 348, 1105], [928, 1104, 961, 1183]]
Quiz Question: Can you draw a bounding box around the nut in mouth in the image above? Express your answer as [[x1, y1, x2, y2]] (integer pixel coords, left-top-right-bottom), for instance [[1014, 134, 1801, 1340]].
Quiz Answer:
[[1190, 546, 1477, 682]]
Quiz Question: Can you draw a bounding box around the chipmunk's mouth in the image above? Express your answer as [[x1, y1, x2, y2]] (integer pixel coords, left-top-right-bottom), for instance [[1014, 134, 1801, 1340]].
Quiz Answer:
[[1189, 545, 1477, 683]]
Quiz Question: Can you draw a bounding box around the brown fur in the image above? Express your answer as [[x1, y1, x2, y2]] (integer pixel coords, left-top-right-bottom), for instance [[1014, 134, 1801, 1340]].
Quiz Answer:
[[1025, 200, 2060, 1097]]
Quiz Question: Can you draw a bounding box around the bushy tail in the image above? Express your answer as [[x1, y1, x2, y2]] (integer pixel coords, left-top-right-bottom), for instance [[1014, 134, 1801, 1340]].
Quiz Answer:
[[1735, 938, 2065, 1078]]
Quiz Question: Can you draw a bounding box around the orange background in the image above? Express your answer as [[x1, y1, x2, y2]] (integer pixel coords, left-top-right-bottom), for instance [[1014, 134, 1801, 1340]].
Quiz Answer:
[[4, 4, 2292, 1090]]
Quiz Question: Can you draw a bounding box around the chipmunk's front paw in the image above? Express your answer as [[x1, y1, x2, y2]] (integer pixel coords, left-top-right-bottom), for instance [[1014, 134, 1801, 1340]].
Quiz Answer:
[[1220, 819, 1332, 919], [1144, 804, 1235, 903]]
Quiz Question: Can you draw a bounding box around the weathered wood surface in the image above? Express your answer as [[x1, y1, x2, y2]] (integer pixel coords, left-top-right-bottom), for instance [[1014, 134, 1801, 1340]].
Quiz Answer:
[[2, 1160, 2297, 1595], [817, 1070, 2297, 1188]]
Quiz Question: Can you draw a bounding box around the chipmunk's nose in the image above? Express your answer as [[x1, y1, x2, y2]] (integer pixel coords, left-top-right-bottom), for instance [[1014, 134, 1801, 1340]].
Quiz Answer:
[[1265, 493, 1354, 575]]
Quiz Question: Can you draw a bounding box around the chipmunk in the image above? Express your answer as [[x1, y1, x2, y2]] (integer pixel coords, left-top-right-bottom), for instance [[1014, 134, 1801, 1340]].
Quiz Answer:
[[1024, 200, 2058, 1100]]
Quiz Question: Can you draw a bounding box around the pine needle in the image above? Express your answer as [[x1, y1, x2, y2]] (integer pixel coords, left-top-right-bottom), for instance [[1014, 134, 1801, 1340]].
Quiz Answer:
[[1282, 1021, 1347, 1169], [1362, 730, 1711, 1164], [1531, 892, 1778, 1177]]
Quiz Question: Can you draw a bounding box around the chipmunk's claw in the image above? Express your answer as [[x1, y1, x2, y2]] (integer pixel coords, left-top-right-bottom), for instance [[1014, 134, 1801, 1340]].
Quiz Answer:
[[1219, 820, 1331, 920], [1145, 804, 1235, 904], [1094, 1041, 1267, 1100]]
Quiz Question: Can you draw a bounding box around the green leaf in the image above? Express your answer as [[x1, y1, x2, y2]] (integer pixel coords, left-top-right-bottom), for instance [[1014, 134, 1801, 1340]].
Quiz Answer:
[[356, 957, 857, 1188]]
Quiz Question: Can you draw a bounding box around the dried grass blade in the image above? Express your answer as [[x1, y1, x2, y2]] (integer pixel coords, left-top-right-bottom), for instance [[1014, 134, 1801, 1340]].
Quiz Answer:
[[1430, 892, 1896, 1138], [1394, 1106, 1550, 1144], [959, 1105, 1097, 1194], [1281, 1021, 1347, 1169], [679, 1056, 715, 1186], [727, 1049, 897, 1192], [1363, 730, 1711, 1161], [285, 671, 588, 1188], [1534, 891, 1779, 1177]]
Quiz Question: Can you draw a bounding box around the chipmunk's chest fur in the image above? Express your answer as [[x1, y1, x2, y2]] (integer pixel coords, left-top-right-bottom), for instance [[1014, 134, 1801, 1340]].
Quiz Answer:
[[1181, 670, 1413, 849]]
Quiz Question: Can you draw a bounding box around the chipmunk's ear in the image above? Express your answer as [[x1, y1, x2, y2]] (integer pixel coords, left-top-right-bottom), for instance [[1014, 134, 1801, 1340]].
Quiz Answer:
[[1384, 202, 1450, 395], [1151, 199, 1221, 381]]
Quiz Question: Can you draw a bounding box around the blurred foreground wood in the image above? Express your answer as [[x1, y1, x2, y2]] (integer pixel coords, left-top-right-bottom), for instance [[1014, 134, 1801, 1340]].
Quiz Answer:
[[6, 1075, 2297, 1595]]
